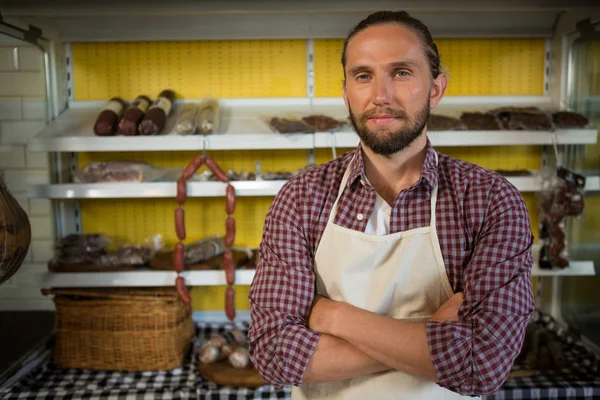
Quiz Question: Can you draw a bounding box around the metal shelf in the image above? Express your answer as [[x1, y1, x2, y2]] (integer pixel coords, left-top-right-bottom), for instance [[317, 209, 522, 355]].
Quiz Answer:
[[531, 261, 596, 277], [26, 175, 600, 199], [42, 269, 256, 288], [40, 259, 596, 288], [27, 99, 598, 152], [585, 176, 600, 192], [27, 180, 287, 199], [314, 129, 599, 148], [27, 100, 316, 152]]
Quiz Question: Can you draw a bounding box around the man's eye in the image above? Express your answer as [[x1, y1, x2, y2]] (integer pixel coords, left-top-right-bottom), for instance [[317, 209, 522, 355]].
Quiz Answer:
[[396, 70, 410, 77], [357, 74, 370, 80]]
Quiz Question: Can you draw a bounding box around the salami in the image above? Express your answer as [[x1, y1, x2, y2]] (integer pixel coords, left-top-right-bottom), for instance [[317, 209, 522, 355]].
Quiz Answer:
[[225, 217, 235, 247], [197, 98, 220, 134], [138, 89, 175, 135], [175, 207, 186, 241], [94, 97, 125, 136], [176, 178, 187, 205], [118, 95, 151, 136], [225, 184, 236, 215], [224, 249, 235, 286], [173, 242, 185, 273], [205, 156, 229, 183], [182, 155, 204, 181], [175, 276, 191, 306], [225, 287, 236, 321]]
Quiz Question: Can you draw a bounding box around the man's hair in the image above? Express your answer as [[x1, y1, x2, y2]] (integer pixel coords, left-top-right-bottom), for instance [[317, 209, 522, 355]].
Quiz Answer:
[[341, 11, 441, 80]]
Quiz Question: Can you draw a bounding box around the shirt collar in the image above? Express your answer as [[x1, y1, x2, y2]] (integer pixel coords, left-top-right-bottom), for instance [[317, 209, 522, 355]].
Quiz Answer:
[[346, 138, 439, 192]]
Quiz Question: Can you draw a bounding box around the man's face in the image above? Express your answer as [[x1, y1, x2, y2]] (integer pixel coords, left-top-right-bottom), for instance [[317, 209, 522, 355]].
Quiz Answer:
[[343, 24, 445, 156]]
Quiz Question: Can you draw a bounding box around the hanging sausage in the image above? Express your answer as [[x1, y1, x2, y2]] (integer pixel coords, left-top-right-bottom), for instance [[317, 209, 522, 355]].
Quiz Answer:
[[174, 153, 237, 322]]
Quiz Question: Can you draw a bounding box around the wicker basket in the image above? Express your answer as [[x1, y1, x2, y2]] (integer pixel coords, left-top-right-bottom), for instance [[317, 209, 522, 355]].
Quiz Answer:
[[42, 287, 194, 371]]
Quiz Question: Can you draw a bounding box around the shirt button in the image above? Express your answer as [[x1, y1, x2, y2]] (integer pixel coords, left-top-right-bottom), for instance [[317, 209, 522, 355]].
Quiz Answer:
[[357, 213, 364, 221], [360, 179, 365, 186]]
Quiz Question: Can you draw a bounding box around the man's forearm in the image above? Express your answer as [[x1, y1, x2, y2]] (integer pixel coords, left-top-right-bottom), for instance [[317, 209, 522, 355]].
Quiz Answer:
[[328, 304, 438, 381], [303, 333, 391, 383]]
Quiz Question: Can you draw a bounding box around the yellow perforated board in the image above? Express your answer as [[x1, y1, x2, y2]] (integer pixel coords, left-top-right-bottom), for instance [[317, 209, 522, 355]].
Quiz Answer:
[[72, 40, 307, 100], [314, 38, 546, 97]]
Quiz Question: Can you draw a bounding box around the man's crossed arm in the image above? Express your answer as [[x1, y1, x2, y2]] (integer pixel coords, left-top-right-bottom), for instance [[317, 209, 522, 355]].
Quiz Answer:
[[302, 293, 464, 383]]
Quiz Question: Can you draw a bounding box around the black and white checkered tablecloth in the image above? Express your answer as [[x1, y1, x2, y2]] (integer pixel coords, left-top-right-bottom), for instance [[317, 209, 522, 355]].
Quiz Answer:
[[0, 321, 290, 400], [1, 314, 599, 400]]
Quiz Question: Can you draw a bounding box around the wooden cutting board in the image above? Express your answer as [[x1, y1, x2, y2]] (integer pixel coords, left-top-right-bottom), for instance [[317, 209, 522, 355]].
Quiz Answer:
[[149, 249, 252, 270], [198, 360, 266, 388]]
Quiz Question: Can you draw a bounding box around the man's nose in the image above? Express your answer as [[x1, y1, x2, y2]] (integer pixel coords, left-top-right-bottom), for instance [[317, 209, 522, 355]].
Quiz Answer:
[[372, 76, 392, 107]]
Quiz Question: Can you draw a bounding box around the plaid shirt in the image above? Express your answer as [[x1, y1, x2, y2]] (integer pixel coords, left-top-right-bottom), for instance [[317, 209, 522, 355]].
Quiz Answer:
[[248, 139, 535, 396]]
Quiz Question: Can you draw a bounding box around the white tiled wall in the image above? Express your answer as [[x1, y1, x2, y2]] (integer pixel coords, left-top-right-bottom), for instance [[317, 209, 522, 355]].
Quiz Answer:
[[0, 40, 54, 310]]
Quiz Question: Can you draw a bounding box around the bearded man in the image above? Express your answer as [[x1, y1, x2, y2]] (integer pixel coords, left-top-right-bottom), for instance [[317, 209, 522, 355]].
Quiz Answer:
[[248, 10, 534, 400]]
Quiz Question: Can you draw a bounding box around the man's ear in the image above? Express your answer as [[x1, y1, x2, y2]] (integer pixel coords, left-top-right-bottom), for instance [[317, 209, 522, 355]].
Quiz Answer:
[[429, 73, 448, 109]]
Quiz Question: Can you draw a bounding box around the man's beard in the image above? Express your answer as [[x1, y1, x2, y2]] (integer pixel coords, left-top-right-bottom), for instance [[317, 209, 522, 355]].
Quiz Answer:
[[349, 101, 430, 156]]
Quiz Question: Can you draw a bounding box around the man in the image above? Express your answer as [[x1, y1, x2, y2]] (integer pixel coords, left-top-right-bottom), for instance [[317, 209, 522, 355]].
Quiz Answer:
[[248, 10, 534, 400]]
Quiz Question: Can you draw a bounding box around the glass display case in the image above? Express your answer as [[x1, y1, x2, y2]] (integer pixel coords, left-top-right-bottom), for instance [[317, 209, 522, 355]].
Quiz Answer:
[[562, 18, 600, 349]]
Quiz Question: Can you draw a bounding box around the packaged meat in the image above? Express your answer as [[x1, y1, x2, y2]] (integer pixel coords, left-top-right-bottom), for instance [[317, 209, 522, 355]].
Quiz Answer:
[[94, 97, 125, 136], [459, 112, 502, 130], [269, 117, 315, 134], [58, 234, 111, 254], [427, 114, 465, 131], [302, 114, 344, 132], [197, 98, 220, 134], [175, 103, 199, 135], [54, 233, 111, 265], [118, 95, 152, 136], [552, 111, 589, 129], [74, 162, 169, 183], [185, 236, 226, 264], [139, 89, 176, 135], [97, 246, 152, 266]]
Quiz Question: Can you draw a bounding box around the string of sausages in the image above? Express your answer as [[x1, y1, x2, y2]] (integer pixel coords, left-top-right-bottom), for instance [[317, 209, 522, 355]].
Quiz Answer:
[[174, 154, 237, 323]]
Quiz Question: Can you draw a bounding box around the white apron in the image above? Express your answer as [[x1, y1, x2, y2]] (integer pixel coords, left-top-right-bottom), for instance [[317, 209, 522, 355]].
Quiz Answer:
[[292, 154, 476, 400]]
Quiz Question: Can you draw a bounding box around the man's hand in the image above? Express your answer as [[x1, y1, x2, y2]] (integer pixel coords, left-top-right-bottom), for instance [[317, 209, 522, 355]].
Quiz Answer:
[[308, 295, 338, 334], [430, 292, 464, 322]]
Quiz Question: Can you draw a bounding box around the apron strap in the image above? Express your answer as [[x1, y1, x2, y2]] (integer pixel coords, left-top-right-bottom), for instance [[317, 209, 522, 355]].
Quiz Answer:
[[326, 156, 355, 225]]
